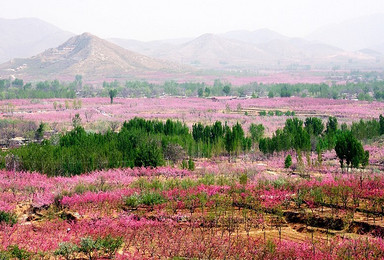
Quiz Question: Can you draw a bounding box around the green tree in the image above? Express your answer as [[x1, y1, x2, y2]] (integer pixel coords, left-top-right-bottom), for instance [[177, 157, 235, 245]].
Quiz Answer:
[[211, 121, 224, 142], [204, 87, 211, 97], [280, 85, 291, 97], [35, 122, 46, 141], [284, 118, 311, 152], [284, 155, 292, 169], [335, 131, 368, 172], [192, 123, 204, 142], [72, 114, 82, 128], [249, 123, 265, 143], [75, 75, 82, 89], [223, 85, 231, 96], [109, 89, 118, 104], [232, 122, 245, 153], [258, 138, 268, 154], [197, 87, 204, 98], [12, 78, 24, 87], [188, 158, 195, 170], [135, 139, 164, 167], [325, 116, 338, 149], [304, 117, 324, 136], [224, 126, 234, 155], [326, 116, 338, 134], [380, 114, 384, 135]]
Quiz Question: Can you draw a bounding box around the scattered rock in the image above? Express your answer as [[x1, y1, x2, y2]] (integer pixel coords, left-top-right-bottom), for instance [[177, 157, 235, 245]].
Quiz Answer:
[[58, 210, 81, 223]]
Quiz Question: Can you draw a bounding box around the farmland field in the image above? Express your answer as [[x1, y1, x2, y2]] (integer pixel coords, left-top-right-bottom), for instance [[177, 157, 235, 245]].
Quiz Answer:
[[2, 96, 384, 133], [2, 1, 384, 258], [1, 158, 384, 258], [0, 96, 383, 259]]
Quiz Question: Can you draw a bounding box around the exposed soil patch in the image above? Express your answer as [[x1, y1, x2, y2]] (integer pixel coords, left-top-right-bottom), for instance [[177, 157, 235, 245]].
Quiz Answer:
[[284, 211, 345, 230], [348, 221, 384, 238]]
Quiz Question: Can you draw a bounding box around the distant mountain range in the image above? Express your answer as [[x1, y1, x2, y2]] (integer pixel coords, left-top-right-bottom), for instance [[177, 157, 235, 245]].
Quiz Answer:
[[0, 33, 189, 80], [109, 29, 382, 70], [146, 33, 271, 69], [0, 15, 384, 80], [0, 17, 73, 63], [308, 13, 384, 52], [221, 28, 288, 44]]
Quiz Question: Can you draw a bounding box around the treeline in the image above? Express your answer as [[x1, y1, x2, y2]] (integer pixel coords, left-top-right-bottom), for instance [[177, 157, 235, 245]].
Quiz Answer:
[[0, 79, 78, 99], [110, 79, 384, 101], [3, 118, 256, 176], [350, 115, 384, 140], [114, 79, 231, 98], [261, 81, 384, 101], [0, 119, 39, 142], [259, 115, 384, 171], [191, 121, 254, 157], [2, 72, 384, 101], [258, 110, 295, 116], [3, 114, 383, 175]]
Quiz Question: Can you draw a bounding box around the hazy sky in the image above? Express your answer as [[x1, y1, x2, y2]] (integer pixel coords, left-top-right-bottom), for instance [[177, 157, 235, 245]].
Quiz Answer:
[[1, 0, 384, 41]]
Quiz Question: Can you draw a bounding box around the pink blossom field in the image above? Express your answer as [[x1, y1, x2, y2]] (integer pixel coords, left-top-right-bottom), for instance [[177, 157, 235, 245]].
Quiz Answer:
[[1, 97, 383, 134], [1, 96, 384, 258], [1, 161, 384, 258]]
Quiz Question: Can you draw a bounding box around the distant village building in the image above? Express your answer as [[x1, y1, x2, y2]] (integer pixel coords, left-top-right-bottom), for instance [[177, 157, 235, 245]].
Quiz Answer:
[[9, 137, 28, 147], [210, 96, 238, 102]]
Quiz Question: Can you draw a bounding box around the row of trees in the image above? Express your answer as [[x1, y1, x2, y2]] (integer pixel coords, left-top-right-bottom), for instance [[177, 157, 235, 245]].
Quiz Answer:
[[3, 112, 382, 175], [259, 117, 313, 155], [259, 115, 382, 171], [2, 73, 384, 100], [350, 115, 384, 140], [197, 85, 231, 97], [99, 78, 384, 100], [0, 79, 77, 99], [335, 131, 369, 171], [4, 118, 254, 176]]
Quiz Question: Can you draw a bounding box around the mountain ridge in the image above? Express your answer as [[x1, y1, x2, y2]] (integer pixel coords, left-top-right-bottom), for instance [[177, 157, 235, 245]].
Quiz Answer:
[[0, 17, 74, 63], [1, 15, 384, 80], [0, 32, 191, 80], [308, 13, 384, 51]]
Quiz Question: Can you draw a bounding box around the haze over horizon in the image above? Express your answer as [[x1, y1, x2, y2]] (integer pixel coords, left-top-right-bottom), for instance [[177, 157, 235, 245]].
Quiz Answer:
[[1, 0, 384, 41]]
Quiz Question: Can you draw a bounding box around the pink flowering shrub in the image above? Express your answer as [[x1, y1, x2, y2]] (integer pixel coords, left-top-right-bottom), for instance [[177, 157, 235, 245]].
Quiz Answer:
[[0, 158, 383, 259]]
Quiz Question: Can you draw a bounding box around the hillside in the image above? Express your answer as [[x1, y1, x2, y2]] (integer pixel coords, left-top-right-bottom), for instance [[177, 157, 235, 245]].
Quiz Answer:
[[0, 32, 190, 80], [0, 17, 74, 63], [152, 33, 271, 69], [256, 38, 379, 67], [0, 16, 382, 76], [108, 37, 191, 57], [221, 28, 288, 44], [136, 33, 382, 70]]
